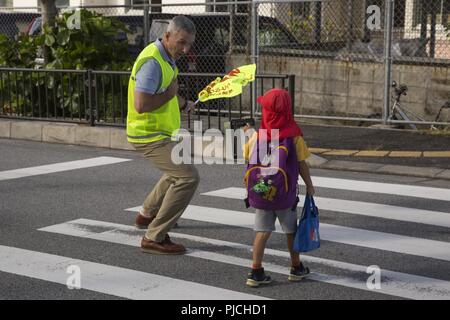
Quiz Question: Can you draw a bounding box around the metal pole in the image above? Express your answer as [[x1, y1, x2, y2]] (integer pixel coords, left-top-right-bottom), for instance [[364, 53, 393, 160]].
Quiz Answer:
[[314, 1, 322, 44], [251, 1, 258, 118], [430, 3, 437, 58], [288, 75, 295, 115], [88, 69, 95, 126], [144, 4, 150, 46], [228, 2, 235, 55], [346, 0, 354, 52], [383, 0, 394, 124]]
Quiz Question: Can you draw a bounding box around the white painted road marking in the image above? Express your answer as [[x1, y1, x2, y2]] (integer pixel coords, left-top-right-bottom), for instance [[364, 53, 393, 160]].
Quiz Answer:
[[202, 187, 450, 228], [39, 218, 450, 300], [0, 157, 132, 181], [0, 245, 268, 300], [310, 176, 450, 202], [126, 204, 450, 262]]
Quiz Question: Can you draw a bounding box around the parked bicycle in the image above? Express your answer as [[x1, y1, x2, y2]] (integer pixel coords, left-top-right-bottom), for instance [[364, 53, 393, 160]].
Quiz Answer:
[[389, 81, 450, 131]]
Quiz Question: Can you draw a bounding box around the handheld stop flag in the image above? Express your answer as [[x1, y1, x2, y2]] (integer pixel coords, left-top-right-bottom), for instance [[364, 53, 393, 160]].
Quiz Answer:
[[196, 64, 256, 103]]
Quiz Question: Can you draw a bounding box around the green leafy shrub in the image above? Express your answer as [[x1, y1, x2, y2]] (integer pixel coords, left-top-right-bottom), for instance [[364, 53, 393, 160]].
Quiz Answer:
[[43, 9, 132, 71], [0, 9, 133, 123]]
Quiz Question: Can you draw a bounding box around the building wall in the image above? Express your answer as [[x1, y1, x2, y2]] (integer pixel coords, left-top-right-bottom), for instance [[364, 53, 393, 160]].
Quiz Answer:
[[12, 0, 38, 9], [229, 54, 450, 121]]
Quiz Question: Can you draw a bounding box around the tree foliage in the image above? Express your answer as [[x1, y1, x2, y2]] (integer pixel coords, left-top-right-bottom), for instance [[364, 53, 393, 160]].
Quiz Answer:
[[0, 9, 133, 123], [43, 9, 132, 71]]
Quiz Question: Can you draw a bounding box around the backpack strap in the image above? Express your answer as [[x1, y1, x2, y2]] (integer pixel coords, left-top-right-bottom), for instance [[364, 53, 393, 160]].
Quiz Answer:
[[291, 185, 300, 211], [244, 197, 250, 209], [244, 137, 265, 209]]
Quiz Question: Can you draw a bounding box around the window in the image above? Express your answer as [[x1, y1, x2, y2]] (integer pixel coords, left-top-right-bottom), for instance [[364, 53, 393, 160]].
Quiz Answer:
[[125, 0, 149, 8], [125, 0, 161, 13], [213, 26, 229, 47], [149, 19, 168, 42], [367, 0, 406, 28], [206, 0, 248, 13], [0, 0, 13, 7], [206, 0, 228, 13], [37, 0, 69, 9], [55, 0, 69, 7], [258, 21, 293, 47], [413, 0, 450, 27], [394, 0, 406, 28], [291, 2, 310, 18]]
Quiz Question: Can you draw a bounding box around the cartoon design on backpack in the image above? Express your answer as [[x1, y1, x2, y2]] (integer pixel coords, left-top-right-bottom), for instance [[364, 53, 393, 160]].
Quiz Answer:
[[244, 137, 299, 211], [253, 176, 278, 201]]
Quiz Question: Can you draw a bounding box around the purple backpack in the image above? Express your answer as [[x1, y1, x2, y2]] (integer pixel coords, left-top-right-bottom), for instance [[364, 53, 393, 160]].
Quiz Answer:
[[244, 137, 299, 211]]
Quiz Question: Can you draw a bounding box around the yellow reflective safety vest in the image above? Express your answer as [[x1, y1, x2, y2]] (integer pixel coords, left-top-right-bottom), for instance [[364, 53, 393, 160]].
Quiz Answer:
[[126, 42, 180, 143]]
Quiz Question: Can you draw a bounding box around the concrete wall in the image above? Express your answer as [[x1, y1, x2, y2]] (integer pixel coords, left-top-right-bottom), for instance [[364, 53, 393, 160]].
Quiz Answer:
[[229, 54, 450, 121]]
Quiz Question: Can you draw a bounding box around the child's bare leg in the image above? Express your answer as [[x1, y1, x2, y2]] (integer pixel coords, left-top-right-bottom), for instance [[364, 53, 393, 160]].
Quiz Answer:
[[286, 233, 310, 281], [247, 231, 273, 287], [286, 233, 301, 266], [252, 231, 272, 267]]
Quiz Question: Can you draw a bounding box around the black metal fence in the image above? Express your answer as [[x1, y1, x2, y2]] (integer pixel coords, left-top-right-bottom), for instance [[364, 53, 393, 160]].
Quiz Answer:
[[0, 67, 294, 130], [1, 1, 449, 127], [1, 1, 449, 65]]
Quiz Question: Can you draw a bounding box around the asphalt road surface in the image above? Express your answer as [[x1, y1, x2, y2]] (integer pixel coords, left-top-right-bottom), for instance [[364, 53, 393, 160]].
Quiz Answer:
[[0, 139, 449, 303]]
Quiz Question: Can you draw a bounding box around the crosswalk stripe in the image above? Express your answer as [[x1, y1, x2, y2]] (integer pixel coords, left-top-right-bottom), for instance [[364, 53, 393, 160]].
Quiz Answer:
[[201, 187, 450, 228], [310, 176, 450, 201], [0, 157, 132, 181], [38, 219, 450, 300], [0, 244, 267, 300], [125, 205, 450, 262]]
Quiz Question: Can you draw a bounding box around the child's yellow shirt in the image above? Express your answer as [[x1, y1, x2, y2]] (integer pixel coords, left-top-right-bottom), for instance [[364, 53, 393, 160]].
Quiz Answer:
[[243, 131, 311, 161]]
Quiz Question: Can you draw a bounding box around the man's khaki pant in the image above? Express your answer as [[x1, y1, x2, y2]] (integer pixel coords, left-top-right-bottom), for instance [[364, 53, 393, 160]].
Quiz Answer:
[[133, 139, 199, 242]]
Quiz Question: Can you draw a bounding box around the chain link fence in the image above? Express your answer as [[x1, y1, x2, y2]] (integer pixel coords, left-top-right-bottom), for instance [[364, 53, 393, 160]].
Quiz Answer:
[[0, 0, 449, 127]]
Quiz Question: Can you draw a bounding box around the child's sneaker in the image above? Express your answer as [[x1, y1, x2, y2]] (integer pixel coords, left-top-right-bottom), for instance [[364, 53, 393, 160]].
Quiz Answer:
[[288, 263, 310, 281], [246, 268, 272, 287]]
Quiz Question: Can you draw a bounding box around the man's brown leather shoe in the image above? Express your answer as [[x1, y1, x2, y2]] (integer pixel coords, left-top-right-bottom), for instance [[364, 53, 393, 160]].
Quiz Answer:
[[135, 213, 155, 229], [162, 234, 186, 252], [135, 213, 179, 229], [141, 236, 186, 255]]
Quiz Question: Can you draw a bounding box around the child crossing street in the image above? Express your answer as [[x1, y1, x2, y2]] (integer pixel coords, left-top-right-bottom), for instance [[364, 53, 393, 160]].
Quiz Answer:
[[243, 89, 315, 287]]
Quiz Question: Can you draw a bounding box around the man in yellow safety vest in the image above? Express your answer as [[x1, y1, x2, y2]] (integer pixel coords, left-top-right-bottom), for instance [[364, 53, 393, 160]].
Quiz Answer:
[[127, 15, 198, 255]]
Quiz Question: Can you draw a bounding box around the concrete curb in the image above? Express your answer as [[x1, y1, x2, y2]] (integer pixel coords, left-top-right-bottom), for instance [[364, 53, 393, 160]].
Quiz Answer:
[[310, 148, 450, 158], [316, 160, 450, 181], [0, 119, 134, 151], [1, 119, 449, 181]]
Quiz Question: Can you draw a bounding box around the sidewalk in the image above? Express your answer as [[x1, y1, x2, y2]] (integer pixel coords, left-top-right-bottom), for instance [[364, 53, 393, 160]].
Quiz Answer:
[[1, 119, 449, 180], [299, 122, 450, 180]]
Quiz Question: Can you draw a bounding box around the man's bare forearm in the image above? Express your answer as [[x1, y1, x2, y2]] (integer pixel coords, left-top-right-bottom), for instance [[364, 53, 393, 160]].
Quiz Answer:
[[134, 90, 176, 114]]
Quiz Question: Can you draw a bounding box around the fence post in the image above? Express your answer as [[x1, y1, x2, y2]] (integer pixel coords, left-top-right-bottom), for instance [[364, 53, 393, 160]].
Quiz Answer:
[[144, 4, 150, 46], [251, 1, 259, 118], [346, 0, 354, 52], [383, 0, 394, 125], [88, 69, 95, 126], [288, 75, 295, 115]]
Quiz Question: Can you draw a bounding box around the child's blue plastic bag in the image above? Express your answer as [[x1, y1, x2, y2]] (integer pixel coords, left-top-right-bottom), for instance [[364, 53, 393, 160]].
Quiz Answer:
[[293, 196, 320, 252]]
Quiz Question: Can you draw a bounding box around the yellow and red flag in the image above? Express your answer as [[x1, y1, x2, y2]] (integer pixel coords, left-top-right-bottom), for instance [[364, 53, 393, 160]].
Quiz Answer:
[[197, 64, 256, 103]]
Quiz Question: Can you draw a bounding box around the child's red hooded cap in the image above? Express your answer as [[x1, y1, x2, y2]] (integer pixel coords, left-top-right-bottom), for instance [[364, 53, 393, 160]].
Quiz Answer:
[[257, 88, 302, 141]]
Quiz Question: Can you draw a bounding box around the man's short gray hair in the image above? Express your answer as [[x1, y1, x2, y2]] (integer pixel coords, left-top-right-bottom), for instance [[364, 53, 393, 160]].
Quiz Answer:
[[167, 15, 196, 35]]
